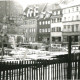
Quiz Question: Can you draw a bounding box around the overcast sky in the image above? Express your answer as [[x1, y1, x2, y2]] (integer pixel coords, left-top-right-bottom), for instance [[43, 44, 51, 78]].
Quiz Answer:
[[15, 0, 60, 10]]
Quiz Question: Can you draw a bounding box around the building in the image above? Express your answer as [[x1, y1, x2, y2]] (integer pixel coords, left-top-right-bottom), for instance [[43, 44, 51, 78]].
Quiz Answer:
[[62, 0, 80, 46], [50, 4, 63, 44], [37, 12, 51, 44], [24, 4, 46, 42]]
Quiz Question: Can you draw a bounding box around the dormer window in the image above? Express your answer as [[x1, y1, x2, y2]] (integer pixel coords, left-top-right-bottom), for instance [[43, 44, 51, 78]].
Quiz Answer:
[[58, 11, 60, 14], [27, 13, 30, 17], [45, 13, 50, 18], [31, 12, 33, 17], [36, 13, 38, 16], [40, 14, 44, 18], [54, 11, 56, 15]]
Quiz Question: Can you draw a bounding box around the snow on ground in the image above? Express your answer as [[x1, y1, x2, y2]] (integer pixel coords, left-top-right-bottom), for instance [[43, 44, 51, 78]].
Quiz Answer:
[[1, 47, 69, 62]]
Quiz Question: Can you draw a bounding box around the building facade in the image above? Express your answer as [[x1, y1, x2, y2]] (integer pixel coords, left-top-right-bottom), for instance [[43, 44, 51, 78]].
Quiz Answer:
[[50, 9, 63, 44], [62, 1, 80, 45], [24, 18, 37, 42], [24, 4, 47, 42], [37, 12, 51, 44]]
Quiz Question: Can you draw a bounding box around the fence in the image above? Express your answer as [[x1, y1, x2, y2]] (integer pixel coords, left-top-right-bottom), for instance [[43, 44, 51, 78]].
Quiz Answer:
[[0, 53, 80, 80]]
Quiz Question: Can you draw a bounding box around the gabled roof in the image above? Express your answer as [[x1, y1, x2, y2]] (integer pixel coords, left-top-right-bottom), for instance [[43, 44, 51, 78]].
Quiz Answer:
[[24, 3, 47, 13]]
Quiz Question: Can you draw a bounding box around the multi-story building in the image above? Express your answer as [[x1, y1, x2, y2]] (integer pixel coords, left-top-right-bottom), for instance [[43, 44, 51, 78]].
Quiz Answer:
[[24, 4, 46, 42], [62, 1, 80, 45], [50, 4, 63, 44], [37, 12, 51, 44]]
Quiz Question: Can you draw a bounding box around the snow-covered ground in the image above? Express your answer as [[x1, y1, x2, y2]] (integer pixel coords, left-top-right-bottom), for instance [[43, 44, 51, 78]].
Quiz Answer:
[[2, 47, 80, 62]]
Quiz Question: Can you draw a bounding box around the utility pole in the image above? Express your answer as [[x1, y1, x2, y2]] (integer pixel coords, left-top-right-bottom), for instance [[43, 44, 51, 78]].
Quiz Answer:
[[67, 36, 72, 79]]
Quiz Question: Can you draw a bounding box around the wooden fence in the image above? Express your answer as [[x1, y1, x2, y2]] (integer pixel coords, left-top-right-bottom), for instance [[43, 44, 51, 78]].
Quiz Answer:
[[0, 53, 80, 80]]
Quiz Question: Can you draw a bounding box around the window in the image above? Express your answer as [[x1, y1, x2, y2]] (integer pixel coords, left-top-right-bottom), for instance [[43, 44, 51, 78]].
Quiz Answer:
[[45, 21, 48, 24], [51, 19, 53, 23], [52, 37, 55, 41], [57, 18, 59, 22], [29, 28, 31, 32], [64, 25, 66, 29], [39, 21, 41, 25], [58, 11, 60, 14], [60, 18, 62, 22], [72, 7, 74, 12], [76, 24, 79, 31], [39, 29, 41, 33], [54, 11, 56, 15], [54, 19, 56, 23], [68, 25, 70, 29], [74, 36, 78, 42], [76, 6, 79, 11], [48, 28, 50, 32], [64, 17, 66, 21], [52, 28, 55, 32], [59, 27, 61, 32], [43, 21, 45, 25], [48, 21, 50, 24], [45, 29, 47, 32], [76, 15, 79, 20], [33, 37, 35, 41], [36, 13, 38, 16], [29, 37, 31, 41], [27, 13, 30, 17], [72, 16, 74, 21], [32, 13, 34, 17], [56, 27, 61, 32], [32, 29, 33, 32], [55, 18, 57, 22], [63, 36, 68, 42], [59, 37, 61, 42], [34, 29, 35, 32], [72, 25, 74, 32], [42, 29, 44, 32], [69, 9, 70, 13]]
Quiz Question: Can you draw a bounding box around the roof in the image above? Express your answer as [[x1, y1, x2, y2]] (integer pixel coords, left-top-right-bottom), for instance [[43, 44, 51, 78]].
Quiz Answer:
[[24, 3, 46, 13], [61, 0, 80, 9]]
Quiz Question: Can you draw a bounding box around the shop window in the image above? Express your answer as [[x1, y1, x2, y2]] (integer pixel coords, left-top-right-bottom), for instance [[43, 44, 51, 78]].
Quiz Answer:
[[59, 37, 61, 42], [52, 37, 55, 41]]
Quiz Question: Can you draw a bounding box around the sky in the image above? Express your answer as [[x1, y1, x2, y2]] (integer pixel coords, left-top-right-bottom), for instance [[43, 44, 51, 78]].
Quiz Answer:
[[15, 0, 60, 10]]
